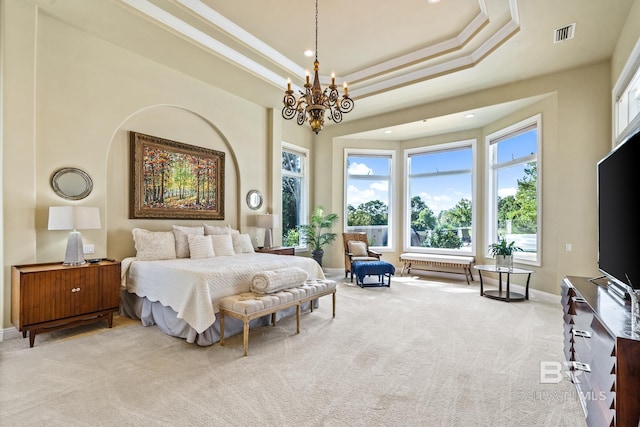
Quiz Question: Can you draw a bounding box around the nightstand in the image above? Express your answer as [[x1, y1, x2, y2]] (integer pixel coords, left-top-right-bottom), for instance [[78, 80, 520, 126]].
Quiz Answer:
[[255, 246, 295, 256], [11, 259, 121, 347]]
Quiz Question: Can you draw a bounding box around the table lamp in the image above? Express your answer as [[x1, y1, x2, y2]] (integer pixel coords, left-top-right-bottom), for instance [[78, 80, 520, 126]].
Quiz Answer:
[[48, 206, 101, 265], [256, 213, 279, 249]]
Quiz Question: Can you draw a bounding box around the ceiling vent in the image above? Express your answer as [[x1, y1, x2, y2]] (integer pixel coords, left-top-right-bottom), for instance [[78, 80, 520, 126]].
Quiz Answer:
[[554, 23, 576, 43]]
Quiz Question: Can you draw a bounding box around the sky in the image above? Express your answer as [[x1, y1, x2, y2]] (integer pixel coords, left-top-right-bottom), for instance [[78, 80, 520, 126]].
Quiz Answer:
[[346, 130, 537, 216]]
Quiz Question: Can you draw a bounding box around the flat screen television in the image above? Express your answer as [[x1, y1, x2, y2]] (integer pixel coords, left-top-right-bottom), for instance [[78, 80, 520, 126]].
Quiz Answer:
[[597, 126, 640, 291]]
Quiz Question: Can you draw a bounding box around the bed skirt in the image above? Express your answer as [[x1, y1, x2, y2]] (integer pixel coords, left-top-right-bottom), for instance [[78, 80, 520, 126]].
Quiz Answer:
[[119, 290, 315, 346]]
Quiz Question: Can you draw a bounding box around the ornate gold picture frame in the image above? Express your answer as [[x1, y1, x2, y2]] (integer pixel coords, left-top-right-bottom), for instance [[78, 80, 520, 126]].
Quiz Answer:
[[130, 132, 225, 220]]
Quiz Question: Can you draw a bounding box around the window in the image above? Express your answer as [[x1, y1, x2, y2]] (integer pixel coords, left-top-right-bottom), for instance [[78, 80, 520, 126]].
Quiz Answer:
[[614, 40, 640, 141], [486, 115, 541, 265], [405, 140, 475, 254], [344, 149, 394, 250], [281, 143, 308, 248]]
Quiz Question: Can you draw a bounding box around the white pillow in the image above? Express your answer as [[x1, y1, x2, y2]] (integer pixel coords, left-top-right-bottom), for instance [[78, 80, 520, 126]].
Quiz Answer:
[[132, 228, 176, 261], [232, 233, 255, 254], [348, 240, 368, 257], [173, 225, 204, 258], [204, 224, 231, 235], [188, 234, 214, 259], [204, 224, 240, 235], [210, 234, 235, 256]]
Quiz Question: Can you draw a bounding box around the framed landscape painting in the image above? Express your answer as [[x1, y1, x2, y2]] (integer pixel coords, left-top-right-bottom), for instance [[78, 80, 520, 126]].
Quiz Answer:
[[130, 132, 225, 220]]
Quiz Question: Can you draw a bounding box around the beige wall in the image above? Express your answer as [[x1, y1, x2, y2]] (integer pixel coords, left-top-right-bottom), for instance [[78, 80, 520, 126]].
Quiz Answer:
[[0, 1, 275, 330], [2, 0, 639, 332]]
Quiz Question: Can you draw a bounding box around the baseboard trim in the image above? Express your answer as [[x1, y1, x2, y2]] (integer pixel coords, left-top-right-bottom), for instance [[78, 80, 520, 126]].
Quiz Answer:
[[1, 326, 21, 342]]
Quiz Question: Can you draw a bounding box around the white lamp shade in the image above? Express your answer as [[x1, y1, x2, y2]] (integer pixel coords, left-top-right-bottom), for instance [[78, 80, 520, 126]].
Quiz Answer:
[[48, 206, 101, 230], [256, 214, 279, 229]]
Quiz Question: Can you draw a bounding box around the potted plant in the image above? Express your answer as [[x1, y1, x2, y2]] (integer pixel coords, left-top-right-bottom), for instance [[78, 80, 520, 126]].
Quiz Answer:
[[298, 207, 339, 266], [488, 237, 523, 270]]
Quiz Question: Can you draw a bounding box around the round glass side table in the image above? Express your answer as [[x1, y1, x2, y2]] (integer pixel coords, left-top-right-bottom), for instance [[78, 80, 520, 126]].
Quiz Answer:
[[473, 265, 533, 302]]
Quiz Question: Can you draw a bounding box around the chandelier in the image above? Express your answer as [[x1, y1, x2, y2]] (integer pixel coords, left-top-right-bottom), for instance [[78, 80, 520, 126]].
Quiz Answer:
[[282, 0, 354, 134]]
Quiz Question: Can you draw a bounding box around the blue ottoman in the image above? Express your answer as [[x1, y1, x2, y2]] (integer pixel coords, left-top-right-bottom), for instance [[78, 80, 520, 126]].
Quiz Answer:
[[352, 261, 395, 287]]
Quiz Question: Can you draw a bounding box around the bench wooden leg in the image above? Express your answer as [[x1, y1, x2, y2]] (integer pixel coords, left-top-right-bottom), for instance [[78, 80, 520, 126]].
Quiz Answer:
[[465, 267, 472, 285], [243, 319, 249, 357], [332, 291, 336, 318], [296, 304, 300, 334], [220, 312, 225, 346]]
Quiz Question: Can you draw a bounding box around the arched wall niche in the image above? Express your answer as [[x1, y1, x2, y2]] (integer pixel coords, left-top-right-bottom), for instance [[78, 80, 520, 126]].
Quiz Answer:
[[106, 105, 241, 260]]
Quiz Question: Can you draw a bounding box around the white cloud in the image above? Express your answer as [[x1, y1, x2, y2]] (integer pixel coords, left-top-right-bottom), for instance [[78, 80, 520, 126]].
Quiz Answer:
[[348, 162, 372, 175], [498, 187, 517, 198], [347, 183, 388, 207], [370, 181, 388, 191]]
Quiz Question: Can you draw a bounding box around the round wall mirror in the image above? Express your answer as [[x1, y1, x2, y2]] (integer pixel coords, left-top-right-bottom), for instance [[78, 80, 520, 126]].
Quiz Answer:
[[51, 167, 93, 200], [246, 190, 263, 210]]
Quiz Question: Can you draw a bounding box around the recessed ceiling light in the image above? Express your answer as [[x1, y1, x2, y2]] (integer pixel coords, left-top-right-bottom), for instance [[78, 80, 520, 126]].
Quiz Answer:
[[427, 0, 441, 3], [303, 50, 314, 57], [464, 113, 475, 118], [384, 130, 393, 134]]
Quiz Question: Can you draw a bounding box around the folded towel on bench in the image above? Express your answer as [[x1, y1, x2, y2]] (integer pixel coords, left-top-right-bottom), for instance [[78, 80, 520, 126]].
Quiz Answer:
[[251, 267, 309, 294]]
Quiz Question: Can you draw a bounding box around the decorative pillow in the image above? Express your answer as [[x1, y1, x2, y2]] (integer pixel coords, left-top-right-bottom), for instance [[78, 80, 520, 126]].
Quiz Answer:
[[348, 240, 368, 257], [210, 234, 235, 256], [173, 225, 204, 258], [132, 228, 176, 261], [204, 224, 231, 235], [188, 234, 214, 259], [232, 233, 255, 254], [204, 224, 240, 235]]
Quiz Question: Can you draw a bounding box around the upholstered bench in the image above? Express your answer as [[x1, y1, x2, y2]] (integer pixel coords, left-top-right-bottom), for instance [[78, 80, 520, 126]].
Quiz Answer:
[[399, 253, 475, 284], [352, 260, 395, 287], [218, 279, 337, 356]]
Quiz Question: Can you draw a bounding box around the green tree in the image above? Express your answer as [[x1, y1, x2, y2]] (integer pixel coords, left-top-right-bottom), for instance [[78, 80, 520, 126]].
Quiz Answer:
[[411, 196, 436, 231], [282, 176, 300, 238], [427, 224, 462, 249], [438, 198, 472, 228], [281, 151, 302, 244], [347, 200, 388, 226], [282, 228, 300, 247], [497, 162, 537, 235]]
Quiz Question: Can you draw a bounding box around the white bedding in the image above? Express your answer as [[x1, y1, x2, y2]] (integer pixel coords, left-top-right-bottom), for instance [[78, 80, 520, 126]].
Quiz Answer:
[[121, 253, 324, 334]]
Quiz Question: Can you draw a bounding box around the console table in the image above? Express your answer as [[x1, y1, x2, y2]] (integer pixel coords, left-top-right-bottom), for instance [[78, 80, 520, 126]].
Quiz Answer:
[[474, 265, 532, 302], [561, 276, 640, 427]]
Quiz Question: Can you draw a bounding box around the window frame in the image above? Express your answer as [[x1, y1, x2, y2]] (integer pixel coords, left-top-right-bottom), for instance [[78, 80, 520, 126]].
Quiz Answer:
[[281, 142, 309, 251], [613, 37, 640, 144], [344, 148, 395, 252], [485, 114, 542, 266], [403, 139, 477, 255]]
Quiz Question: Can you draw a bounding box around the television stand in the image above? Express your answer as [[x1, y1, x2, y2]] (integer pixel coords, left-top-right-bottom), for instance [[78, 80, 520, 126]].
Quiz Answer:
[[607, 280, 631, 300], [561, 276, 640, 427]]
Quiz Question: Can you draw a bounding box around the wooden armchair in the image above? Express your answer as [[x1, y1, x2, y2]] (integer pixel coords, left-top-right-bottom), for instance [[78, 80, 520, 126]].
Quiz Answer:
[[342, 232, 381, 282]]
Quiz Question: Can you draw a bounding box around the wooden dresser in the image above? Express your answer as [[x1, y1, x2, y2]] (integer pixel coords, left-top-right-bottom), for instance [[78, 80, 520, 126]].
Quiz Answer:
[[561, 276, 640, 427], [11, 260, 121, 347]]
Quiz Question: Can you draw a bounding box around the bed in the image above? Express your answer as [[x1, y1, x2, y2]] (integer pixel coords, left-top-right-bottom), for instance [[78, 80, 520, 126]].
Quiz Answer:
[[119, 227, 325, 346]]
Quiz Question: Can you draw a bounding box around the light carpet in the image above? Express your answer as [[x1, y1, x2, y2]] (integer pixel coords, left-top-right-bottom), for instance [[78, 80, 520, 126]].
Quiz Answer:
[[0, 273, 586, 427]]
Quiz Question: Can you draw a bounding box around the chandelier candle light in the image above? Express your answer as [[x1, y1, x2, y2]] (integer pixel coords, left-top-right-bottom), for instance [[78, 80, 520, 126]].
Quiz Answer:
[[282, 0, 354, 134]]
